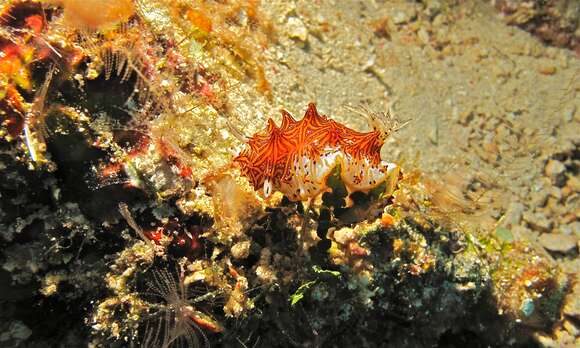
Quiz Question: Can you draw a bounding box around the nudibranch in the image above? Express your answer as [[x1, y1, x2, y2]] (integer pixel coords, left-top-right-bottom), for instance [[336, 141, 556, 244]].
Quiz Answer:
[[234, 103, 401, 205]]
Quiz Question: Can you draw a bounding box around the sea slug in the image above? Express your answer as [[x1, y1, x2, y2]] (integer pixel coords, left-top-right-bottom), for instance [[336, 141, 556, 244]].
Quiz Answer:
[[234, 103, 401, 205]]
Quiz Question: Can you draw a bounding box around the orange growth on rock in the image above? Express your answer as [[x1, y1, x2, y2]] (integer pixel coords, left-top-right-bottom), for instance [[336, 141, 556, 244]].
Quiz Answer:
[[24, 14, 44, 34], [380, 212, 395, 228], [185, 9, 212, 33], [56, 0, 135, 30]]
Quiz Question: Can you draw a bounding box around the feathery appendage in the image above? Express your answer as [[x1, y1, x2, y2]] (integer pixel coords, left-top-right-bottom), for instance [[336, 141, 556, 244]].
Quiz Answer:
[[135, 266, 225, 348]]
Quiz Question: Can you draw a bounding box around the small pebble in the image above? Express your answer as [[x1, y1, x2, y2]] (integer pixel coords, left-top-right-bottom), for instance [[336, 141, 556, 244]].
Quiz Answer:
[[563, 319, 579, 337], [563, 280, 580, 320], [432, 14, 446, 27], [231, 240, 251, 259], [539, 233, 578, 253], [503, 202, 525, 226], [287, 17, 308, 42], [531, 190, 549, 208], [565, 194, 579, 209], [391, 6, 417, 25], [333, 227, 356, 245], [558, 223, 573, 235], [568, 222, 580, 237], [549, 186, 562, 200], [418, 28, 430, 45], [0, 321, 32, 343], [563, 105, 576, 123], [561, 185, 572, 199], [567, 176, 580, 193], [424, 0, 442, 18], [523, 211, 553, 232], [545, 159, 567, 187], [538, 64, 557, 75]]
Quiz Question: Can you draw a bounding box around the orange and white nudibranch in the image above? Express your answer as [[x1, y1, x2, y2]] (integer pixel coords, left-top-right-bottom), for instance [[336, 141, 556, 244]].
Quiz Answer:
[[234, 103, 402, 205]]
